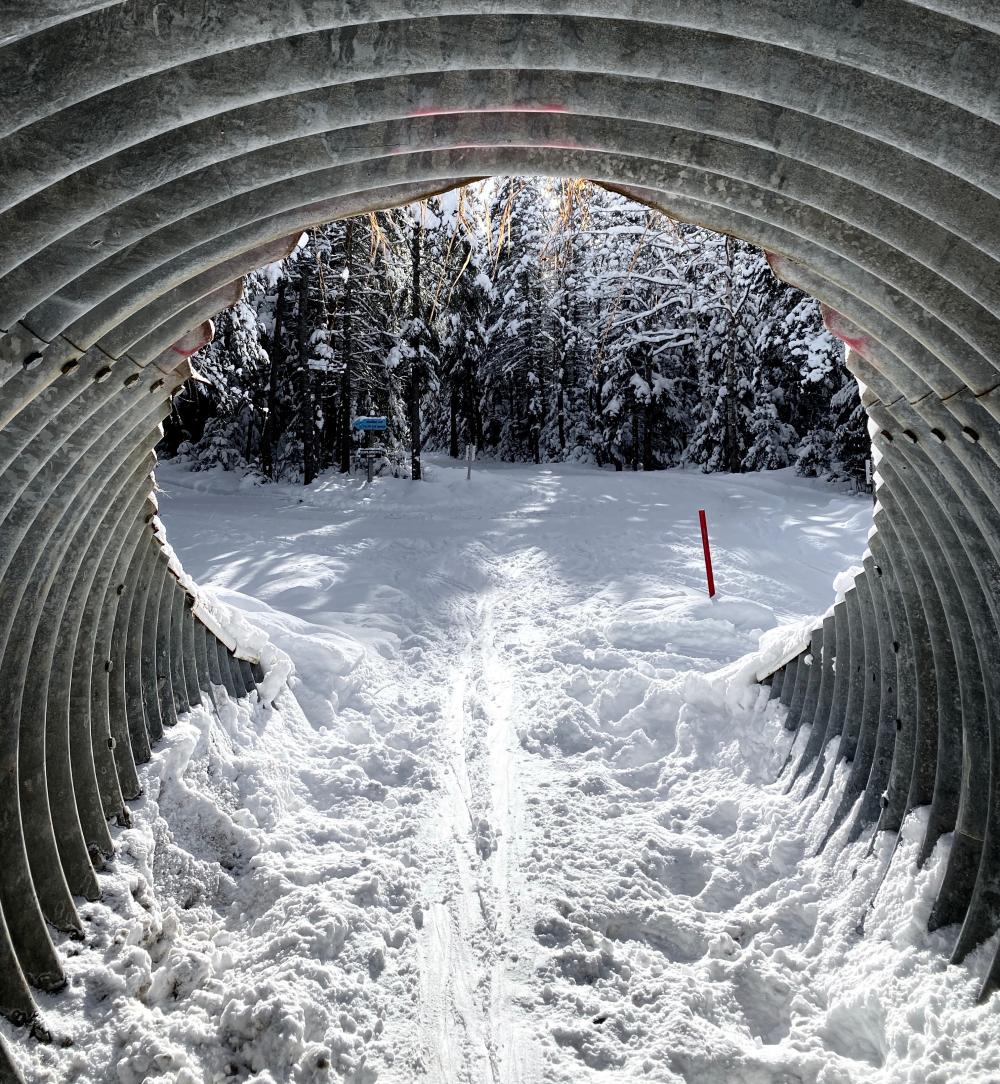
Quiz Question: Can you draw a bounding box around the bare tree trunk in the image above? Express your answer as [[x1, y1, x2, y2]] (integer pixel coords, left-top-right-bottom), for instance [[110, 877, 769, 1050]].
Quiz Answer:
[[631, 406, 639, 471], [556, 326, 566, 453], [463, 355, 479, 450], [557, 381, 566, 451], [642, 359, 654, 471], [409, 219, 422, 481], [449, 384, 459, 458], [725, 342, 741, 474], [297, 270, 316, 485], [534, 278, 544, 464], [473, 384, 484, 450], [262, 276, 286, 479], [723, 236, 742, 475], [338, 220, 355, 473], [557, 221, 575, 453]]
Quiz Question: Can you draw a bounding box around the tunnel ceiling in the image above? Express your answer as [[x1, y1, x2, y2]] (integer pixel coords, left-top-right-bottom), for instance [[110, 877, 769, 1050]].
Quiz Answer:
[[0, 0, 999, 1072]]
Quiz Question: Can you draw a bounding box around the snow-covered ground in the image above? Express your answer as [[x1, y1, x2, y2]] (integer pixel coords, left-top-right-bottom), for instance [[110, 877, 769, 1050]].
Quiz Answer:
[[10, 456, 1000, 1083]]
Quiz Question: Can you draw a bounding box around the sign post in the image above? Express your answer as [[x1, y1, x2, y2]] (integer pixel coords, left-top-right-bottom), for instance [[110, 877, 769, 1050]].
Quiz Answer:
[[466, 443, 476, 480], [352, 416, 388, 433], [353, 445, 386, 483], [698, 509, 716, 599], [352, 418, 387, 483]]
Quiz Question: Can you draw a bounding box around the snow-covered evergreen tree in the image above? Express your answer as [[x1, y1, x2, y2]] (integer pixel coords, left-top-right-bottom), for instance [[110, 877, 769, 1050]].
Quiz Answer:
[[480, 178, 553, 461], [161, 178, 868, 488]]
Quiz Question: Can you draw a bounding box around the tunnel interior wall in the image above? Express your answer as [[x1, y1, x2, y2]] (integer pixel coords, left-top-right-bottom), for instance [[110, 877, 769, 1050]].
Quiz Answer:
[[0, 2, 999, 1076]]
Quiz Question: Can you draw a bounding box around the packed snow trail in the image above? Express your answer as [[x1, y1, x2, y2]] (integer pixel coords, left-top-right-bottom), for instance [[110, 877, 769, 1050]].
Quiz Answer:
[[8, 456, 1000, 1083]]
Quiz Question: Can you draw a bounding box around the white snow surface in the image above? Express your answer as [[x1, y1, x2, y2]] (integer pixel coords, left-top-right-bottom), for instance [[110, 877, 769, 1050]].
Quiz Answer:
[[9, 457, 1000, 1084]]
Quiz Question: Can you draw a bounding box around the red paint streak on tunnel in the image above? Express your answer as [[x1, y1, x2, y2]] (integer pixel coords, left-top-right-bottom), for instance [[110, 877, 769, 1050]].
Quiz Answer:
[[820, 303, 870, 353], [388, 139, 595, 155], [407, 103, 568, 117], [170, 319, 215, 357], [764, 252, 873, 356]]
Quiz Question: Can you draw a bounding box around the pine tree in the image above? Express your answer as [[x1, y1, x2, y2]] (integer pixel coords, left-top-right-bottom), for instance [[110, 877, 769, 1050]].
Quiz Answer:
[[685, 236, 754, 473], [481, 178, 551, 460], [588, 195, 702, 470]]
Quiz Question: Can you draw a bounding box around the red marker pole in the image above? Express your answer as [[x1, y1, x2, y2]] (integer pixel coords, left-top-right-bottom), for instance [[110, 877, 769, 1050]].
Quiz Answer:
[[698, 509, 716, 598]]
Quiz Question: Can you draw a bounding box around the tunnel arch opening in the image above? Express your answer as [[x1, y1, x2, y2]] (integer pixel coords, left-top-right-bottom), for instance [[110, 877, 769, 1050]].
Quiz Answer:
[[1, 3, 999, 1073]]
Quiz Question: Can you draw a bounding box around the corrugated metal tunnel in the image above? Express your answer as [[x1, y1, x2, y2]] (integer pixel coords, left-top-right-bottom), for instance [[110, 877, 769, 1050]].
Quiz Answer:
[[0, 1, 998, 1076]]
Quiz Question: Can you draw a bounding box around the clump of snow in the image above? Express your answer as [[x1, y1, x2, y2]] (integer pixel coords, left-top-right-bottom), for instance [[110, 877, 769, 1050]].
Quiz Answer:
[[8, 457, 999, 1083], [750, 614, 822, 682], [833, 564, 865, 604]]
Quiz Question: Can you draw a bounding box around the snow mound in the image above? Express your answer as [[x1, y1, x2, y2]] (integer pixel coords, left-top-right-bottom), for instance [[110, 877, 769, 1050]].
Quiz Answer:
[[607, 592, 776, 662]]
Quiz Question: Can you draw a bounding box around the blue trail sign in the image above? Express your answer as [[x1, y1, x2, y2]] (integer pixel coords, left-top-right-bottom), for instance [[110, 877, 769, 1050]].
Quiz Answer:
[[353, 416, 388, 431]]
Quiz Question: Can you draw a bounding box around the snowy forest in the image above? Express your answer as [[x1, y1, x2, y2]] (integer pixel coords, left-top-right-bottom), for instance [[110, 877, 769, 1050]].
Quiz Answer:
[[160, 179, 869, 484]]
